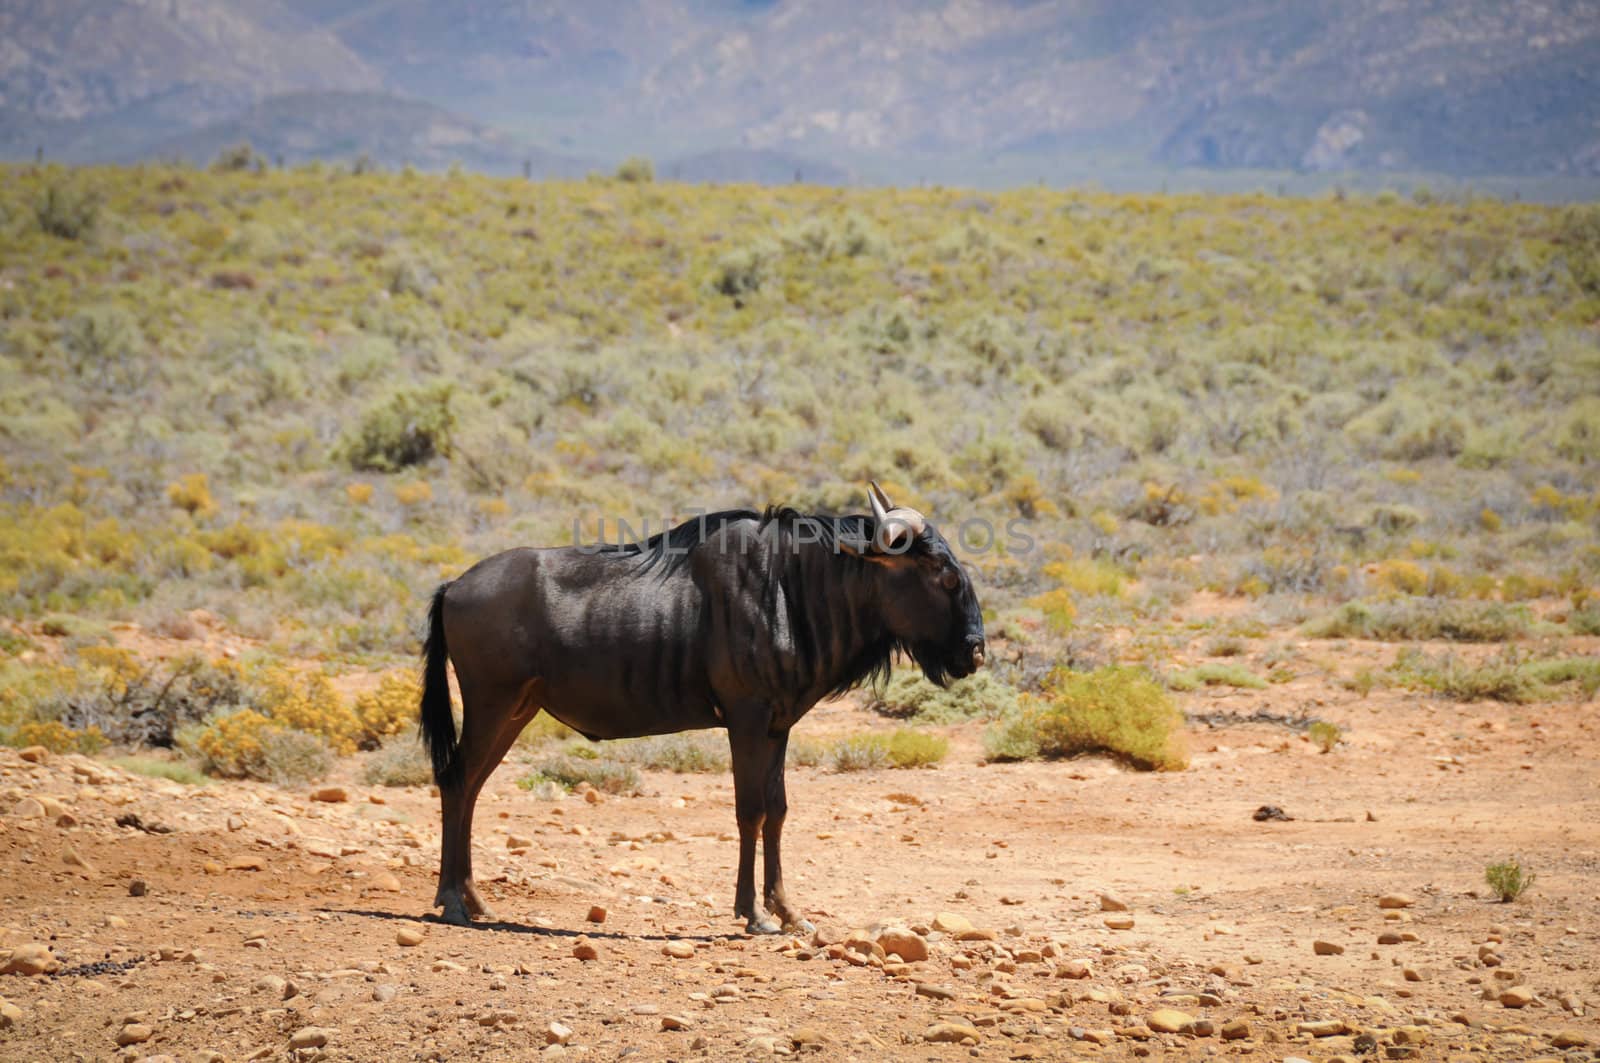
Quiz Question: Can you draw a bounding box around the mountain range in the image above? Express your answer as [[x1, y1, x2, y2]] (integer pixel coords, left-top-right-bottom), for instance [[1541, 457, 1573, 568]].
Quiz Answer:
[[2, 0, 1597, 186]]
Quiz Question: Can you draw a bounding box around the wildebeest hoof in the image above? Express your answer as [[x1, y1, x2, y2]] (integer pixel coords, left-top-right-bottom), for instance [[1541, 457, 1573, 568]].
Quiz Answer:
[[745, 914, 783, 935], [438, 899, 473, 926], [463, 882, 497, 920], [782, 917, 815, 936]]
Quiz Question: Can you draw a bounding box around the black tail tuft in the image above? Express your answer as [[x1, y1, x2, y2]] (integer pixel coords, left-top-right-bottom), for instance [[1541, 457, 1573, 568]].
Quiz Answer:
[[419, 582, 461, 790]]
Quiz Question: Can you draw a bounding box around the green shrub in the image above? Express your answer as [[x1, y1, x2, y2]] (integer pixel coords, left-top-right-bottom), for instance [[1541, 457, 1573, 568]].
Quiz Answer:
[[869, 671, 1020, 723], [610, 733, 729, 773], [529, 754, 640, 794], [1305, 600, 1531, 642], [786, 738, 830, 768], [335, 383, 456, 471], [885, 728, 949, 768], [362, 734, 434, 787], [615, 156, 655, 183], [1569, 606, 1600, 636], [110, 756, 208, 786], [34, 182, 99, 239], [1307, 720, 1341, 753], [984, 666, 1186, 771], [1521, 657, 1600, 699], [257, 728, 334, 785], [1485, 857, 1536, 902], [829, 734, 889, 772], [1168, 662, 1268, 691], [1388, 648, 1542, 703]]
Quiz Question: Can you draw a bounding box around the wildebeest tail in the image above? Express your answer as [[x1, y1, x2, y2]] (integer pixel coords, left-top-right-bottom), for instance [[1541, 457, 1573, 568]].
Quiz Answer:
[[420, 582, 461, 790]]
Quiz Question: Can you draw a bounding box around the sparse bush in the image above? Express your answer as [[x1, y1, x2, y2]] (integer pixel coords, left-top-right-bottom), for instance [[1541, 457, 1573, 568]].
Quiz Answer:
[[257, 728, 334, 785], [34, 182, 99, 239], [829, 733, 890, 772], [985, 666, 1186, 771], [1168, 662, 1268, 691], [615, 156, 655, 183], [1388, 648, 1541, 703], [1307, 720, 1341, 753], [786, 738, 830, 768], [192, 709, 280, 779], [869, 671, 1020, 723], [165, 473, 216, 517], [611, 733, 729, 773], [362, 733, 434, 787], [531, 754, 640, 794], [1485, 857, 1536, 902], [885, 728, 948, 768], [1521, 657, 1600, 699], [111, 755, 208, 786], [211, 143, 265, 173], [1305, 600, 1531, 642], [335, 384, 456, 471]]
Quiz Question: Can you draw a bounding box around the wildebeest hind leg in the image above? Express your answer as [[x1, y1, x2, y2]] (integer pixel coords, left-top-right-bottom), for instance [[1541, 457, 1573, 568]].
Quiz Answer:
[[729, 727, 783, 935], [437, 681, 538, 925]]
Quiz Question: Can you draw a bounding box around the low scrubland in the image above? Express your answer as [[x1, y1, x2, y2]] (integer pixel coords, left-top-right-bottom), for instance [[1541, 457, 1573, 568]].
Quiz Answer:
[[1, 160, 1596, 779]]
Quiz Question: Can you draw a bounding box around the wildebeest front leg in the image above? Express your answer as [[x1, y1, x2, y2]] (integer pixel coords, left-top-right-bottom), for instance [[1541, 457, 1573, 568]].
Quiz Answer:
[[729, 728, 782, 935], [761, 730, 814, 935]]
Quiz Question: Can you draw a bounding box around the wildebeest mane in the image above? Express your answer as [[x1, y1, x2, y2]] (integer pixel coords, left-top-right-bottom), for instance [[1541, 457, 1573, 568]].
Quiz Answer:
[[591, 505, 921, 693]]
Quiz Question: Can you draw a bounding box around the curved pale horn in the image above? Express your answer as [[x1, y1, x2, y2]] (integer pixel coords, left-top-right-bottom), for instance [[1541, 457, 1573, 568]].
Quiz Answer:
[[867, 481, 927, 552]]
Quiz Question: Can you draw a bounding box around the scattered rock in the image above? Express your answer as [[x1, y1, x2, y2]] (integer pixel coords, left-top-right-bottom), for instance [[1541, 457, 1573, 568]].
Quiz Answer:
[[62, 844, 94, 873], [129, 879, 147, 897], [544, 1021, 573, 1045], [0, 998, 22, 1029], [1103, 915, 1135, 931], [372, 984, 398, 1003], [914, 982, 956, 1000], [396, 927, 425, 947], [1378, 931, 1403, 945], [10, 797, 45, 819], [1057, 959, 1093, 979], [227, 856, 265, 872], [956, 927, 997, 942], [1378, 893, 1415, 909], [288, 1027, 333, 1049], [1297, 1019, 1349, 1037], [932, 912, 973, 935], [1220, 1018, 1250, 1040], [924, 1022, 981, 1043], [116, 1023, 154, 1046], [507, 834, 533, 850], [790, 1027, 826, 1048], [1252, 805, 1292, 821], [17, 746, 48, 764], [661, 1014, 693, 1031], [1551, 1030, 1590, 1049], [1, 943, 59, 976], [874, 927, 929, 962], [663, 941, 695, 959], [310, 786, 348, 803], [1147, 1009, 1195, 1034], [1500, 986, 1534, 1008], [1313, 940, 1345, 956], [586, 905, 607, 924], [370, 871, 402, 892], [572, 941, 599, 961], [1098, 891, 1129, 912]]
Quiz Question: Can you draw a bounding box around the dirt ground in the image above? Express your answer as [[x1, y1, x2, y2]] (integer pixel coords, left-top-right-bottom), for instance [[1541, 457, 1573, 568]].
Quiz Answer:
[[2, 631, 1598, 1062]]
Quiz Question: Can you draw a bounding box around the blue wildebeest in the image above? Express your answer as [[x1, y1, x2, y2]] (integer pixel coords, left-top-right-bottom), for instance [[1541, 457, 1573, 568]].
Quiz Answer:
[[419, 484, 986, 931]]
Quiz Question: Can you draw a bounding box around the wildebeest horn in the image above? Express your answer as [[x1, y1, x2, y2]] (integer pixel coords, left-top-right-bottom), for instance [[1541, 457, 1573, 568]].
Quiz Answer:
[[867, 481, 926, 553]]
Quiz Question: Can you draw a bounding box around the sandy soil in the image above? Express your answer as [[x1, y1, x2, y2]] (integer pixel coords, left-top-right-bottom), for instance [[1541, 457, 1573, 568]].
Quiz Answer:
[[2, 636, 1598, 1062]]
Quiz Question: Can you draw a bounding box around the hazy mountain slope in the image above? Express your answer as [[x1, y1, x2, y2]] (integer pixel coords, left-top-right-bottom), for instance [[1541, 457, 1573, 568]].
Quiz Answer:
[[0, 0, 377, 123], [2, 0, 1598, 180], [146, 90, 590, 175]]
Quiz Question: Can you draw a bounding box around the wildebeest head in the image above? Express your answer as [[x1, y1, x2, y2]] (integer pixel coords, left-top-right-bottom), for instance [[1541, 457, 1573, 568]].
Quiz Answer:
[[857, 482, 986, 686]]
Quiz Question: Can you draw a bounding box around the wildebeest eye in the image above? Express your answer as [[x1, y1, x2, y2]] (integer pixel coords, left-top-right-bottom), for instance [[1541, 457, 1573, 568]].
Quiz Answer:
[[939, 568, 959, 591]]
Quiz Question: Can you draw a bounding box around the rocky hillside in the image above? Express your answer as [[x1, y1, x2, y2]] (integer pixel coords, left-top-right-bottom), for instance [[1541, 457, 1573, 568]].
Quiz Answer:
[[2, 1, 1598, 183]]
